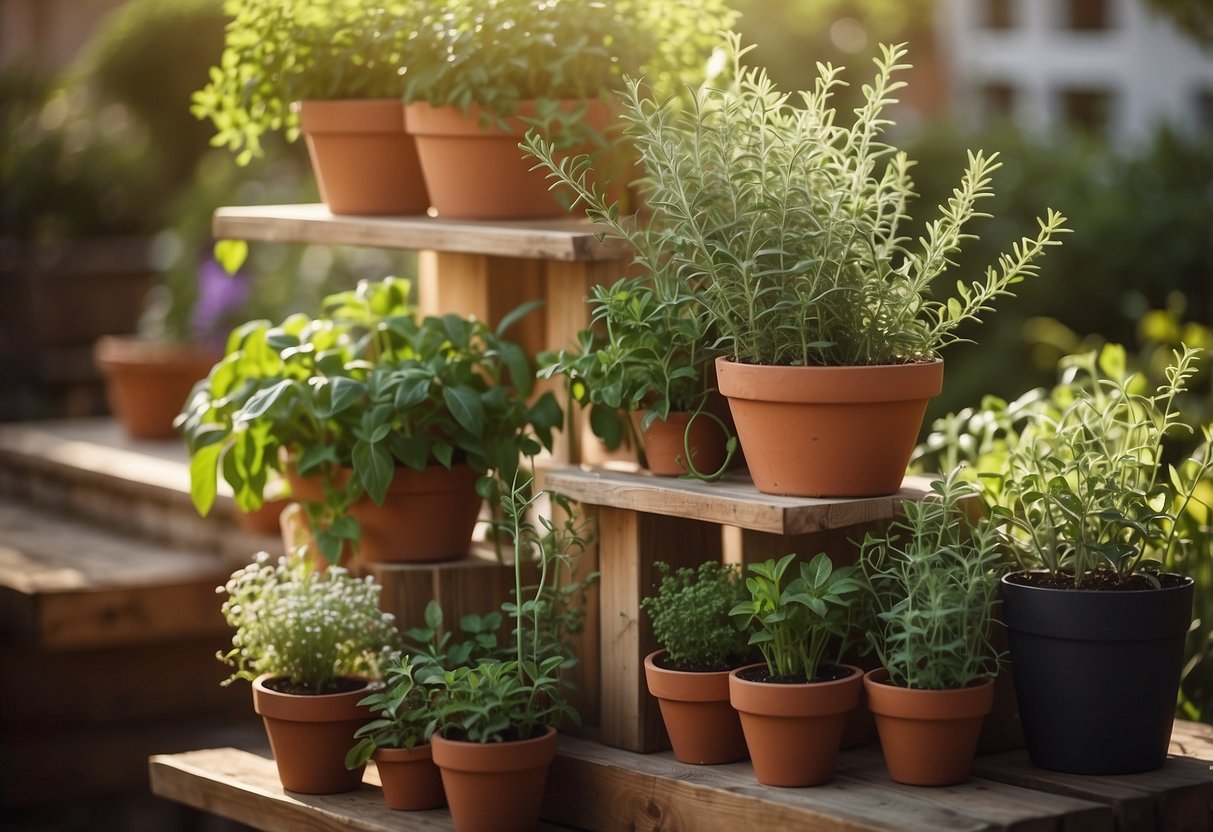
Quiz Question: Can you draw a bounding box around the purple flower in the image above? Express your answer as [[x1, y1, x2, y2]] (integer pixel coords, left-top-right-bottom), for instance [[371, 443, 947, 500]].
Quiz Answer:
[[191, 257, 250, 347]]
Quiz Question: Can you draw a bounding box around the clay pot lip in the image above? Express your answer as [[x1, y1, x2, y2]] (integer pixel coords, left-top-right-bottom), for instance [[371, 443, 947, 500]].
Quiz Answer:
[[252, 673, 374, 722], [430, 725, 557, 773], [296, 98, 407, 134], [714, 356, 944, 404], [93, 334, 221, 370], [728, 662, 864, 717], [862, 668, 995, 720], [404, 99, 611, 139], [644, 649, 739, 702], [373, 743, 434, 764], [285, 460, 481, 500]]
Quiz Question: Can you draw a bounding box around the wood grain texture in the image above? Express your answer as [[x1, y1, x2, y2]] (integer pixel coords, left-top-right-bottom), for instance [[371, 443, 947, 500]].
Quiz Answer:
[[149, 747, 574, 832], [212, 204, 631, 262], [545, 467, 935, 535]]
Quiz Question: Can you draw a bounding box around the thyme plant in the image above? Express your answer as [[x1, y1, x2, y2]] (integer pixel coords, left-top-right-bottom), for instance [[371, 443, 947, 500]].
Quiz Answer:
[[640, 560, 751, 671], [524, 33, 1068, 367], [991, 344, 1213, 586], [860, 468, 1004, 690], [217, 550, 399, 692]]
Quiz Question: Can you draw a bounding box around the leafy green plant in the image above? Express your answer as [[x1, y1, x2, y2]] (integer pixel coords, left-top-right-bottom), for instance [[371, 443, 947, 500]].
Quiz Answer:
[[216, 550, 398, 692], [426, 478, 587, 743], [346, 654, 432, 768], [193, 0, 418, 164], [526, 32, 1067, 368], [404, 0, 736, 127], [729, 553, 863, 681], [402, 598, 504, 684], [640, 560, 751, 671], [990, 344, 1213, 586], [178, 276, 562, 563], [859, 467, 1005, 690]]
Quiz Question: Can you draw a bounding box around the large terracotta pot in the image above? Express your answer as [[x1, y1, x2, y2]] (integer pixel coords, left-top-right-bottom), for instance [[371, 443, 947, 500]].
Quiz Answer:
[[1001, 571, 1192, 774], [714, 357, 944, 497], [430, 727, 556, 832], [863, 668, 994, 786], [286, 462, 483, 563], [93, 335, 219, 440], [728, 664, 862, 787], [404, 99, 615, 219], [252, 674, 371, 794], [374, 744, 445, 811], [631, 410, 730, 477], [298, 99, 429, 216], [643, 650, 747, 765]]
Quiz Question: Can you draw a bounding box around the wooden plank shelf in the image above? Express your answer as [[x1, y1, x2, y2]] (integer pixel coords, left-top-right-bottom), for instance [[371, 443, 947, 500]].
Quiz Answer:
[[149, 723, 1213, 831], [212, 204, 631, 262]]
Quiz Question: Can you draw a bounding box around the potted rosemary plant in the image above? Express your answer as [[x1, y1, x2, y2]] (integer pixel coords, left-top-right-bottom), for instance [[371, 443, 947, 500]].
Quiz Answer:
[[728, 553, 864, 787], [859, 467, 1004, 786], [526, 32, 1067, 497], [193, 0, 427, 214], [639, 560, 751, 764], [178, 276, 562, 564], [401, 0, 735, 218], [991, 344, 1213, 774], [217, 549, 399, 794]]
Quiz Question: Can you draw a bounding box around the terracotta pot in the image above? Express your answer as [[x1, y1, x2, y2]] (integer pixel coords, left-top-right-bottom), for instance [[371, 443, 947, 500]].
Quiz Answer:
[[631, 410, 730, 477], [252, 674, 371, 794], [234, 497, 290, 536], [728, 664, 862, 787], [714, 357, 944, 497], [93, 335, 219, 440], [374, 744, 445, 811], [405, 99, 616, 219], [863, 668, 994, 786], [298, 99, 429, 216], [285, 463, 483, 563], [643, 650, 747, 764], [430, 727, 556, 832]]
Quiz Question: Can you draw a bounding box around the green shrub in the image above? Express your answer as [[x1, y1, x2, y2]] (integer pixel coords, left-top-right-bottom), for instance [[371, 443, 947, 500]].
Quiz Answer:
[[640, 561, 750, 671]]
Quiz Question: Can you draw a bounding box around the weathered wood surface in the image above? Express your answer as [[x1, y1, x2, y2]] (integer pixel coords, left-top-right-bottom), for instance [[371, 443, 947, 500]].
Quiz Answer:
[[545, 467, 935, 536], [212, 204, 631, 262], [0, 418, 278, 559], [149, 746, 576, 832]]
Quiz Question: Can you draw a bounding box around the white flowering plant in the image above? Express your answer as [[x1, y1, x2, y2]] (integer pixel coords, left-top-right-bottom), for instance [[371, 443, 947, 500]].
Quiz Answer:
[[217, 550, 400, 694]]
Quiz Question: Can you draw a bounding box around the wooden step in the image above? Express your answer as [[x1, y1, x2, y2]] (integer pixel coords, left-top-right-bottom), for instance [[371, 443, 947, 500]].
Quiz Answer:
[[147, 723, 1213, 831]]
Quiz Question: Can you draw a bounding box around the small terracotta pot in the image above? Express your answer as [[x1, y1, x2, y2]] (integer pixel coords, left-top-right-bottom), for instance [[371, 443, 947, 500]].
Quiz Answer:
[[715, 357, 943, 498], [644, 650, 747, 764], [405, 99, 616, 219], [863, 668, 994, 786], [374, 744, 445, 811], [632, 410, 730, 477], [298, 99, 429, 216], [728, 664, 863, 787], [430, 727, 556, 832], [93, 336, 219, 440], [252, 674, 371, 794], [285, 463, 482, 563]]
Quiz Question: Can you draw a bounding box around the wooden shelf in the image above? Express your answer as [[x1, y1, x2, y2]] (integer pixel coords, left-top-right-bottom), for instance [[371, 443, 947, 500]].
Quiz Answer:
[[212, 204, 631, 262], [545, 467, 934, 536], [150, 723, 1213, 831]]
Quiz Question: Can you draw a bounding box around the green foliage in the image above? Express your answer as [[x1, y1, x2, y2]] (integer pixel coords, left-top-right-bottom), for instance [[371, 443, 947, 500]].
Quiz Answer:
[[729, 553, 863, 680], [528, 33, 1066, 368], [217, 550, 398, 691], [987, 345, 1213, 584], [639, 560, 751, 671], [403, 598, 504, 683], [346, 655, 432, 768], [426, 479, 588, 743], [193, 0, 418, 164], [178, 276, 562, 563], [859, 468, 1005, 690], [1146, 0, 1213, 45], [404, 0, 737, 122]]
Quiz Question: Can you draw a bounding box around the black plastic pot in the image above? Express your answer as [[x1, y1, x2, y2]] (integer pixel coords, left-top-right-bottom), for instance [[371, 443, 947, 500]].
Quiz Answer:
[[1001, 572, 1193, 774]]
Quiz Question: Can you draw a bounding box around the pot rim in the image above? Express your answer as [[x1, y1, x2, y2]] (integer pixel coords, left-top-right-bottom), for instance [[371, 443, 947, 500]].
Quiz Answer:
[[714, 356, 944, 404], [728, 662, 863, 717], [1001, 569, 1195, 595], [430, 725, 557, 773], [862, 668, 995, 720]]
